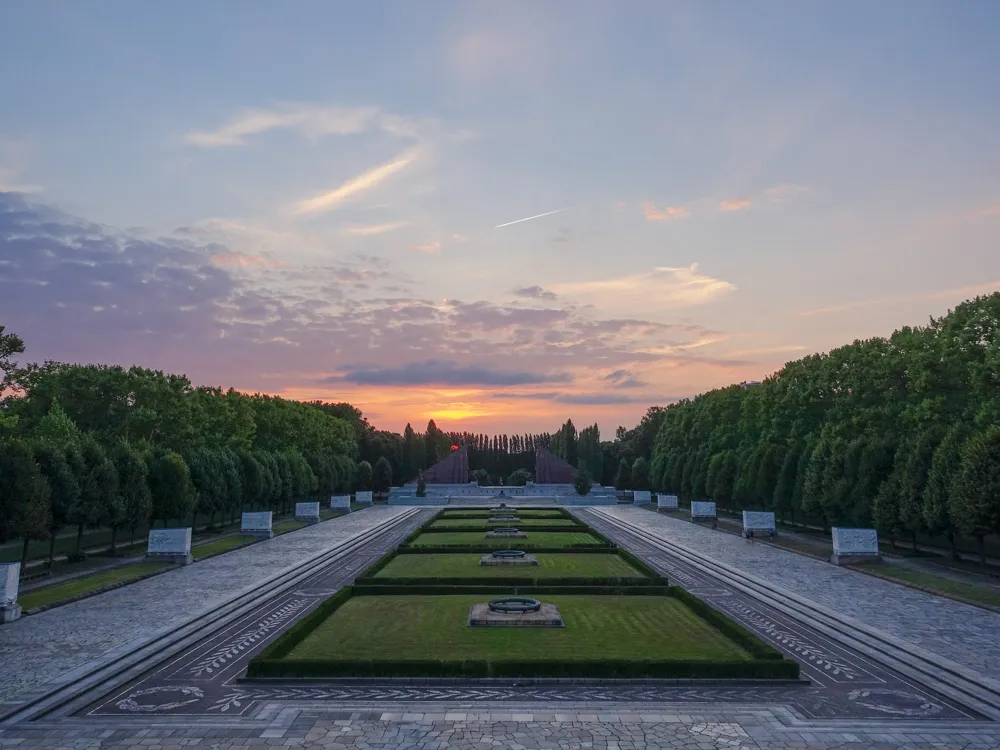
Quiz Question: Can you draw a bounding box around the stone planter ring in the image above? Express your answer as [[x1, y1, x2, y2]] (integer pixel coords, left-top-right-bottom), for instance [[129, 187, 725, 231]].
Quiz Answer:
[[491, 550, 527, 559], [488, 597, 542, 614]]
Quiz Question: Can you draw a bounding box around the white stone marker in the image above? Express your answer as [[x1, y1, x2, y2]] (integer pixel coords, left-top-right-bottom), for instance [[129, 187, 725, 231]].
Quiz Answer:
[[742, 510, 776, 534], [633, 490, 652, 506], [146, 528, 193, 565], [355, 490, 373, 505], [295, 501, 321, 524], [330, 495, 351, 511], [690, 501, 717, 519], [241, 511, 273, 538], [0, 563, 22, 623], [831, 527, 880, 565], [657, 494, 679, 509]]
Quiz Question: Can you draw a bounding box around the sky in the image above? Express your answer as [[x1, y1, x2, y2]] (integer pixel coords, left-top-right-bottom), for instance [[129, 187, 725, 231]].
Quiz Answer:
[[1, 1, 999, 436]]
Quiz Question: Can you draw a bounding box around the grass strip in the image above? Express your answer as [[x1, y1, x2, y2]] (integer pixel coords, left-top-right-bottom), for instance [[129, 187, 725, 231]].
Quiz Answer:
[[193, 535, 259, 560], [19, 562, 173, 612], [848, 561, 1000, 610]]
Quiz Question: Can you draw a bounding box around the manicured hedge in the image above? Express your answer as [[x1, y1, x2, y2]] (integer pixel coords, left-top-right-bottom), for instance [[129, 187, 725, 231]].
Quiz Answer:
[[402, 543, 616, 552], [255, 587, 354, 661], [351, 584, 673, 596], [248, 656, 800, 680], [668, 587, 784, 661], [421, 524, 590, 533], [355, 575, 661, 587]]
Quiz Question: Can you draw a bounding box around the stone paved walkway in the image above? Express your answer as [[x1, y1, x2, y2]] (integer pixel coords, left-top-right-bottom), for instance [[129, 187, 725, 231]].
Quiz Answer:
[[4, 711, 1000, 749], [0, 507, 410, 703], [599, 507, 1000, 678]]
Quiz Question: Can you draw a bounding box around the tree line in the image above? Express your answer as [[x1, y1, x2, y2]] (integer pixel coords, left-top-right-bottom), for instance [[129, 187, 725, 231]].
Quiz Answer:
[[645, 293, 1000, 565]]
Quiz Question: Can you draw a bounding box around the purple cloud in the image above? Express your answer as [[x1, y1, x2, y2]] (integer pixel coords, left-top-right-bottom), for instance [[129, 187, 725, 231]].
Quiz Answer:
[[328, 359, 572, 387]]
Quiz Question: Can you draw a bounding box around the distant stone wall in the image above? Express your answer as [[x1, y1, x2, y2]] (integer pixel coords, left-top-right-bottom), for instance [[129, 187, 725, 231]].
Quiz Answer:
[[423, 446, 470, 484], [535, 447, 576, 484]]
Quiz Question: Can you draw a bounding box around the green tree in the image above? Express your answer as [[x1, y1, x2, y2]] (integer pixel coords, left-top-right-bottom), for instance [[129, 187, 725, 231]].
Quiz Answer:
[[373, 456, 393, 494], [952, 428, 1000, 566], [33, 441, 80, 570], [114, 442, 152, 550], [923, 426, 967, 559], [0, 439, 53, 567], [148, 451, 194, 526], [356, 459, 373, 491], [614, 458, 631, 491], [506, 468, 531, 486], [573, 467, 591, 496], [631, 457, 650, 491]]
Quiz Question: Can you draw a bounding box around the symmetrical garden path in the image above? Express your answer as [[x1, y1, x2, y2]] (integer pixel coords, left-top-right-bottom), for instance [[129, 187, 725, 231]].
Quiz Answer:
[[0, 507, 417, 704], [593, 506, 1000, 677], [4, 504, 1000, 749]]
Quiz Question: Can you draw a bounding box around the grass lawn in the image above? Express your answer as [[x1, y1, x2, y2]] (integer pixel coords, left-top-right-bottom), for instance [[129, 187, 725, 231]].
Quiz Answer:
[[438, 510, 567, 519], [193, 535, 258, 560], [406, 531, 604, 548], [850, 561, 1000, 609], [284, 594, 750, 663], [428, 518, 581, 528], [374, 553, 646, 579], [274, 519, 309, 534], [18, 562, 172, 611]]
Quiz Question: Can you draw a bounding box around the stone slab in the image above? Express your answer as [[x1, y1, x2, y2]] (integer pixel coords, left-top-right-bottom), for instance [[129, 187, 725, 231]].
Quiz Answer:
[[742, 510, 776, 532], [633, 490, 652, 506], [0, 603, 22, 624], [330, 495, 351, 510], [0, 562, 20, 607], [488, 516, 520, 523], [479, 552, 539, 566], [355, 490, 374, 504], [147, 528, 191, 555], [690, 501, 717, 518], [832, 527, 879, 556], [657, 494, 679, 509], [294, 501, 320, 522], [240, 511, 272, 536], [485, 529, 528, 538], [467, 601, 565, 627]]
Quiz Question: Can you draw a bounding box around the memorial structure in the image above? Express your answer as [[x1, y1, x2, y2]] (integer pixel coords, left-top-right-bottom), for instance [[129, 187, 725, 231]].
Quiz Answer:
[[355, 491, 374, 505], [633, 490, 652, 505], [146, 528, 193, 565], [330, 495, 351, 511], [294, 502, 321, 524], [534, 446, 576, 484], [657, 494, 678, 509], [241, 511, 273, 539], [0, 562, 22, 623], [690, 501, 717, 520], [831, 527, 881, 565], [422, 446, 469, 484], [742, 510, 776, 534]]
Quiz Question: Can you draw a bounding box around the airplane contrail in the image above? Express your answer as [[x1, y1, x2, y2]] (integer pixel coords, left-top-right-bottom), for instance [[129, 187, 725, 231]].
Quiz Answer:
[[494, 208, 568, 229]]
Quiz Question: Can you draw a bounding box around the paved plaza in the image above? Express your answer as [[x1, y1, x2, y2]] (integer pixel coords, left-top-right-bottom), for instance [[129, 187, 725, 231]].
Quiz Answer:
[[2, 505, 999, 749]]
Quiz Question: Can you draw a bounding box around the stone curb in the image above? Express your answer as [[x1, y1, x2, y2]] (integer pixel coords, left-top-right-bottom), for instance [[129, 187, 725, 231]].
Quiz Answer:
[[19, 511, 352, 616], [591, 508, 1000, 721], [0, 508, 422, 725]]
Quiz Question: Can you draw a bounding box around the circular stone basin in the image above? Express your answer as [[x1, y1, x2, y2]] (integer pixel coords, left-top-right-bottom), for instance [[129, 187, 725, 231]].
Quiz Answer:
[[491, 549, 527, 559], [493, 527, 519, 534], [488, 597, 542, 614]]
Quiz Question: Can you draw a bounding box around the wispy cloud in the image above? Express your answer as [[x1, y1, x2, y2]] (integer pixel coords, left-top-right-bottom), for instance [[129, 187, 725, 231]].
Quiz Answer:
[[603, 369, 647, 388], [293, 148, 421, 216], [512, 285, 557, 301], [642, 202, 690, 222], [209, 251, 286, 269], [346, 221, 411, 236], [798, 281, 1000, 317], [327, 359, 571, 387], [553, 264, 736, 311], [719, 198, 752, 212], [407, 241, 441, 254], [182, 104, 411, 147]]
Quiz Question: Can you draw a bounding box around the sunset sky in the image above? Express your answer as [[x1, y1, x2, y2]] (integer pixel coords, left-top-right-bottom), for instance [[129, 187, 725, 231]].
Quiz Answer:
[[1, 1, 999, 435]]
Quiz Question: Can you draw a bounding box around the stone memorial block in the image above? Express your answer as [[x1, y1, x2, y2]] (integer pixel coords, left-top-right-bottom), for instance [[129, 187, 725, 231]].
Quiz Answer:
[[831, 527, 880, 565], [330, 495, 351, 511], [690, 501, 717, 519], [241, 511, 273, 538], [633, 490, 652, 506], [742, 510, 776, 534], [657, 494, 679, 509], [147, 528, 193, 565], [0, 563, 22, 623], [355, 491, 373, 505], [295, 502, 321, 524]]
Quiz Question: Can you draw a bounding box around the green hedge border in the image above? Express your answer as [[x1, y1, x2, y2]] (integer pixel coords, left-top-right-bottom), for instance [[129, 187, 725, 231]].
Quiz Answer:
[[352, 584, 672, 595], [421, 524, 590, 533], [248, 586, 797, 680]]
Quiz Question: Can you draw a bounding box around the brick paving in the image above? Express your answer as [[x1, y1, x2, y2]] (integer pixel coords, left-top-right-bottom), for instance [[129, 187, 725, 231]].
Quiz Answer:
[[597, 507, 1000, 679], [0, 508, 411, 703], [3, 711, 1000, 749]]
